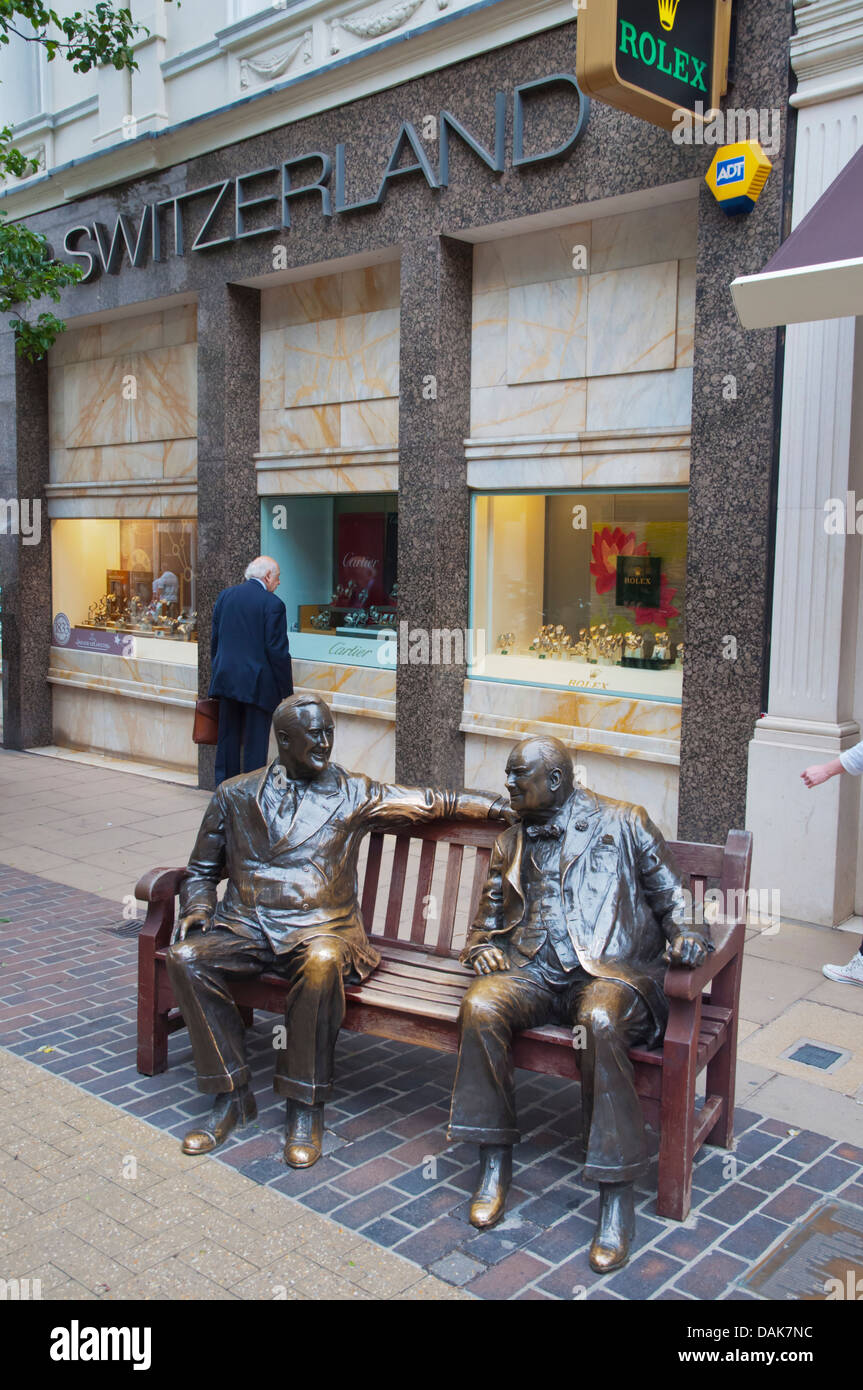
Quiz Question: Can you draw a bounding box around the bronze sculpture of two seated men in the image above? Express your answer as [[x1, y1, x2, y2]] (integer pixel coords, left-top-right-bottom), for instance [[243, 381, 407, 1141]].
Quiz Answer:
[[167, 693, 708, 1272]]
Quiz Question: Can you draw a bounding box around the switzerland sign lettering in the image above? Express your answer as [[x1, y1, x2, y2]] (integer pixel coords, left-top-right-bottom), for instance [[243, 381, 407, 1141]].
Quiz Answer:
[[576, 0, 733, 133]]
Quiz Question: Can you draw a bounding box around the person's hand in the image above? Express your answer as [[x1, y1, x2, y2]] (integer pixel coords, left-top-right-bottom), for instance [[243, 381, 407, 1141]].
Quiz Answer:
[[801, 764, 832, 788], [171, 909, 212, 946], [473, 947, 510, 975], [490, 797, 518, 827], [663, 932, 709, 970]]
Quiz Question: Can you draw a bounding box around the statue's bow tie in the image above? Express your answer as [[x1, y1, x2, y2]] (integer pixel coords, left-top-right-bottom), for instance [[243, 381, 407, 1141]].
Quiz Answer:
[[525, 823, 563, 841]]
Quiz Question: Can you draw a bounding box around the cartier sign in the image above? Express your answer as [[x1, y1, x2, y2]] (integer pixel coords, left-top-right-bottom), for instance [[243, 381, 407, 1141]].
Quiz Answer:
[[62, 74, 589, 283]]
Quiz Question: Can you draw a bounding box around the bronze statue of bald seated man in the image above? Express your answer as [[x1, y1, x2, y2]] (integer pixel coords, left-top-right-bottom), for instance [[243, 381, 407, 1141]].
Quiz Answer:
[[166, 693, 512, 1166], [447, 735, 708, 1273]]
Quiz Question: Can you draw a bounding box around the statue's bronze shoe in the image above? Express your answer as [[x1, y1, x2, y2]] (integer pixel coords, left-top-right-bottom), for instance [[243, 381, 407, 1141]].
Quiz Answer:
[[469, 1144, 512, 1230], [181, 1087, 257, 1156], [589, 1182, 635, 1273], [284, 1100, 325, 1168]]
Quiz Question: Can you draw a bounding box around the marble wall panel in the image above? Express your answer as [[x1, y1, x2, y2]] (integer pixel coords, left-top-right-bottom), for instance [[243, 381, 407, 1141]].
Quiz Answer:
[[52, 685, 196, 771], [261, 275, 343, 331], [260, 404, 340, 452], [159, 493, 197, 517], [292, 658, 396, 702], [590, 202, 699, 273], [470, 380, 587, 437], [586, 261, 678, 377], [48, 324, 102, 367], [340, 398, 399, 448], [329, 710, 395, 782], [130, 344, 197, 442], [467, 457, 583, 490], [471, 290, 508, 389], [342, 262, 400, 316], [340, 309, 400, 402], [581, 446, 690, 488], [48, 369, 66, 451], [64, 357, 132, 448], [282, 318, 342, 407], [163, 438, 198, 479], [507, 278, 588, 384], [260, 327, 284, 411], [256, 464, 398, 494], [474, 222, 592, 293], [162, 303, 198, 347], [47, 496, 164, 519], [337, 463, 399, 492], [100, 312, 163, 357], [65, 441, 167, 484], [586, 368, 693, 433], [676, 257, 696, 369]]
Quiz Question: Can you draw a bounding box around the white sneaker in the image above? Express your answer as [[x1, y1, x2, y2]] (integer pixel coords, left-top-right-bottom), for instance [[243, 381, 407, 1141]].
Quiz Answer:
[[822, 952, 863, 987]]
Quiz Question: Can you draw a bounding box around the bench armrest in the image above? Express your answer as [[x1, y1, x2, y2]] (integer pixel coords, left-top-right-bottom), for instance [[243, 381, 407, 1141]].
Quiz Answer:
[[663, 919, 744, 1001], [135, 866, 189, 949]]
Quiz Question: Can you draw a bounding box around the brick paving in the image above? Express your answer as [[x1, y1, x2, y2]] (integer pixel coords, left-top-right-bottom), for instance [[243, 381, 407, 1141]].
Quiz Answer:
[[2, 862, 862, 1300]]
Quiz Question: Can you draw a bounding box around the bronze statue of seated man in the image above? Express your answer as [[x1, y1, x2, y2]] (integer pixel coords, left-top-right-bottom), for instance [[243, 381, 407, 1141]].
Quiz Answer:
[[166, 693, 511, 1166], [447, 735, 708, 1273]]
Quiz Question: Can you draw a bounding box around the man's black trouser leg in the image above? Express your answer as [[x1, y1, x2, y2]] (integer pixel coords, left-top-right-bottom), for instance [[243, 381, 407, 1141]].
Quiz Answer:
[[242, 703, 272, 775], [215, 698, 243, 786]]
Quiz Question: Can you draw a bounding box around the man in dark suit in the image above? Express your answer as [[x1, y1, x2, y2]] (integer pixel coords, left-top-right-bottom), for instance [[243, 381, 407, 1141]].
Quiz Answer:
[[209, 555, 294, 784], [447, 735, 708, 1272], [166, 694, 512, 1166]]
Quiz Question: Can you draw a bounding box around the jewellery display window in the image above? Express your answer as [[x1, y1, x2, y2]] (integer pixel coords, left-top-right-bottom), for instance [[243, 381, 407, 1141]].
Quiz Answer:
[[51, 518, 199, 656], [261, 493, 398, 668], [470, 490, 687, 702]]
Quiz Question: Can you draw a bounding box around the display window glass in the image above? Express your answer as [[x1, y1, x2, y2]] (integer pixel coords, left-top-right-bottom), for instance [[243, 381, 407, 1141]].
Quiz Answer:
[[51, 518, 198, 661], [261, 494, 398, 668], [471, 490, 687, 702]]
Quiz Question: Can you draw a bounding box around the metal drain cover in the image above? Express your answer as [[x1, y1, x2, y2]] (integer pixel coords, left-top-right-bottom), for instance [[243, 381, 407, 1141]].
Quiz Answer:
[[742, 1200, 863, 1300]]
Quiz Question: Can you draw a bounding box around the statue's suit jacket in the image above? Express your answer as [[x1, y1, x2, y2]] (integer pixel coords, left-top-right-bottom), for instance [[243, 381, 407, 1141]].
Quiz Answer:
[[181, 761, 501, 980], [460, 789, 688, 1045]]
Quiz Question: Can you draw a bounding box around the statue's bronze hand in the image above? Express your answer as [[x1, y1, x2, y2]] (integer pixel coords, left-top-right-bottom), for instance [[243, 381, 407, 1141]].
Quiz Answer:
[[664, 933, 709, 970], [489, 797, 518, 827], [473, 947, 510, 976], [171, 909, 213, 946]]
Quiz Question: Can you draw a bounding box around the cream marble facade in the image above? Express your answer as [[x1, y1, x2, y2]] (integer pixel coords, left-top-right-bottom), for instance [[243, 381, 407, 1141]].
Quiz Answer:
[[47, 303, 199, 769], [259, 263, 400, 460], [48, 645, 198, 773], [470, 203, 697, 444], [465, 201, 695, 834]]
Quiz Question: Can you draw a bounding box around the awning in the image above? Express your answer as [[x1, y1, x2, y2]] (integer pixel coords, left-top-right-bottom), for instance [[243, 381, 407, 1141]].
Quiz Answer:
[[731, 143, 863, 329]]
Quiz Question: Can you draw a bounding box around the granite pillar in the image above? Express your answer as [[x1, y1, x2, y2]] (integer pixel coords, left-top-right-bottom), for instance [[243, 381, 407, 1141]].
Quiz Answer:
[[0, 331, 52, 749], [678, 0, 795, 844], [395, 236, 473, 789], [195, 283, 261, 789]]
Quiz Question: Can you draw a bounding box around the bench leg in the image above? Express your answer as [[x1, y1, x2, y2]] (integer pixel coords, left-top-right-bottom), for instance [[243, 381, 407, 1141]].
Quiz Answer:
[[656, 997, 701, 1221], [704, 953, 743, 1150], [137, 961, 170, 1076]]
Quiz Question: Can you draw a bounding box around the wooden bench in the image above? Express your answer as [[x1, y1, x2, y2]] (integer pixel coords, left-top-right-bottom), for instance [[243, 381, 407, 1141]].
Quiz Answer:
[[136, 820, 752, 1222]]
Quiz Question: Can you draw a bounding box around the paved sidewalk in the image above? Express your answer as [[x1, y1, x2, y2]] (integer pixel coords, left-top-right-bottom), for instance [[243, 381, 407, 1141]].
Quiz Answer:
[[1, 746, 862, 1300], [0, 1050, 465, 1300]]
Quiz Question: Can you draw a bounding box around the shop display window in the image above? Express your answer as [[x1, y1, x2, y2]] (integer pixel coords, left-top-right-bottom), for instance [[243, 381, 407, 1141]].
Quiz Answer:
[[51, 519, 198, 656], [261, 494, 398, 668], [471, 490, 687, 702]]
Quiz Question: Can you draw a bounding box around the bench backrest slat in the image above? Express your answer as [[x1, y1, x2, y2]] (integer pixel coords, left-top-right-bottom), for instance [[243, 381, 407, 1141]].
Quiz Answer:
[[382, 834, 411, 940], [468, 846, 492, 929], [410, 839, 438, 945], [434, 842, 465, 957], [361, 831, 384, 926]]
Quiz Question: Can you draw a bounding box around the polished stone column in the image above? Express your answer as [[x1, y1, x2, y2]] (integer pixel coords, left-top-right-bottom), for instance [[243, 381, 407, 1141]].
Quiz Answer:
[[195, 283, 261, 789], [746, 70, 863, 926], [396, 236, 473, 789], [0, 331, 52, 749]]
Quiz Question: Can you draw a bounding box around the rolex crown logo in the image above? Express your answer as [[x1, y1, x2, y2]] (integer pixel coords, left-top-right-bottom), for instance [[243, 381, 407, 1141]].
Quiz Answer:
[[658, 0, 681, 31]]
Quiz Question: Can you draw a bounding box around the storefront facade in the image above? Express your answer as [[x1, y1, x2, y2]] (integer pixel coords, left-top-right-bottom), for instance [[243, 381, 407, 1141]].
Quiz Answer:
[[1, 3, 793, 849]]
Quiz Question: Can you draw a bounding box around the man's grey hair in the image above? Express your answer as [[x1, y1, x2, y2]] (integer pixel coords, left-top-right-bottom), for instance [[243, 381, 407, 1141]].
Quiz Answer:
[[245, 556, 275, 581]]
